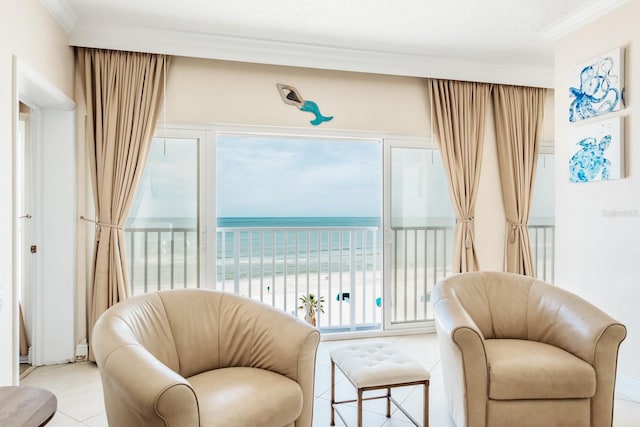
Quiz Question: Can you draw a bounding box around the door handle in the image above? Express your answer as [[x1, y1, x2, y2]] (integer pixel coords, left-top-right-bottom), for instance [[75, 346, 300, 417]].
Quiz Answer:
[[18, 214, 32, 219]]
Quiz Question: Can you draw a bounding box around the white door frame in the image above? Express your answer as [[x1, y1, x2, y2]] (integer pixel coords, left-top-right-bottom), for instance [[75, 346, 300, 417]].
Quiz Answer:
[[13, 57, 75, 381], [383, 137, 438, 332]]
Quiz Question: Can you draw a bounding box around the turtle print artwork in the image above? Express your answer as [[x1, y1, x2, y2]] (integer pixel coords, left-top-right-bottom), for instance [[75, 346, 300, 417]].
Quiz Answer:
[[569, 117, 623, 183], [569, 48, 624, 123]]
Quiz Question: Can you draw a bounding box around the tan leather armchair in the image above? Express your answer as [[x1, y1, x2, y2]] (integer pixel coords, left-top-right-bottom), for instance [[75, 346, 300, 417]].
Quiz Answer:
[[432, 271, 626, 427], [92, 289, 320, 427]]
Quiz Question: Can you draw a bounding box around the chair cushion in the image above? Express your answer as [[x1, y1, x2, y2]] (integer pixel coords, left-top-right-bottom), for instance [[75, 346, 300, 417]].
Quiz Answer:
[[188, 367, 303, 427], [485, 339, 596, 400]]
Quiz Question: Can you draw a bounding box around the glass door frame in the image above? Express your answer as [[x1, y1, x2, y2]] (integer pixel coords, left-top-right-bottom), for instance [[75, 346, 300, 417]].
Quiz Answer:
[[149, 127, 211, 292], [383, 137, 440, 332], [161, 124, 446, 336]]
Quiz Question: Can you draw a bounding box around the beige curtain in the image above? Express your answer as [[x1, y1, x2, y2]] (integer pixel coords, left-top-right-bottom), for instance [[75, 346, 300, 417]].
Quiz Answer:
[[429, 79, 491, 273], [492, 85, 546, 276], [19, 303, 28, 357], [77, 48, 168, 360]]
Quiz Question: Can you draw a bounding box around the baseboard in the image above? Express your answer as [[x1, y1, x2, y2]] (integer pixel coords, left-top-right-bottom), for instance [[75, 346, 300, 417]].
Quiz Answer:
[[75, 343, 89, 362], [616, 375, 640, 402]]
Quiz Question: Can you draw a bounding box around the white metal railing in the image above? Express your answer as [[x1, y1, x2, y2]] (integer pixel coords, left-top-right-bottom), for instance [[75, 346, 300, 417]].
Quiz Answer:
[[529, 224, 555, 283], [216, 226, 382, 332], [125, 227, 199, 295], [389, 226, 455, 324], [124, 223, 555, 330]]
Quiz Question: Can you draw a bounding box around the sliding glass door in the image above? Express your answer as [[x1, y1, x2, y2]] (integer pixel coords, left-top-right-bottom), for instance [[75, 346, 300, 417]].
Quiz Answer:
[[125, 128, 458, 333], [125, 132, 201, 295], [383, 139, 455, 329], [213, 133, 383, 332]]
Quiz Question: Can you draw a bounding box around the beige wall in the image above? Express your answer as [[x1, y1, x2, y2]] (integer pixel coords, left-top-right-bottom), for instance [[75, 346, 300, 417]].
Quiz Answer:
[[0, 0, 74, 384], [555, 0, 639, 390], [165, 57, 557, 273], [166, 57, 432, 134]]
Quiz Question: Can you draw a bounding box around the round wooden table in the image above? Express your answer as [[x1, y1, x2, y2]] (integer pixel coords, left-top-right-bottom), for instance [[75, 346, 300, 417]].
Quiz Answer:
[[0, 386, 57, 426]]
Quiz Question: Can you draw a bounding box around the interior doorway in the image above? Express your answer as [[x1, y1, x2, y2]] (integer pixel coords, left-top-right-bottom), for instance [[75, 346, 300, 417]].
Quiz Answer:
[[16, 103, 34, 378], [12, 57, 76, 385]]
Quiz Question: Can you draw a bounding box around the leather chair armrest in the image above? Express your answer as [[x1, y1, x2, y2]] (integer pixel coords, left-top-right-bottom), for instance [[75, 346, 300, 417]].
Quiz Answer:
[[99, 344, 199, 427], [434, 298, 488, 427], [591, 322, 626, 427]]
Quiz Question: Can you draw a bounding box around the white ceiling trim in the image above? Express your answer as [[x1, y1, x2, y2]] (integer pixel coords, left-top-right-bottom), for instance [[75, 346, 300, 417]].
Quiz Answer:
[[39, 0, 77, 33], [70, 25, 554, 88], [43, 0, 630, 88], [542, 0, 631, 40]]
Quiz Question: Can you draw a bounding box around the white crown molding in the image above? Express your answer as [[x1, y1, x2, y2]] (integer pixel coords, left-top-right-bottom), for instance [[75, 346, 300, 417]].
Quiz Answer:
[[542, 0, 631, 40], [70, 25, 554, 88], [40, 0, 77, 33]]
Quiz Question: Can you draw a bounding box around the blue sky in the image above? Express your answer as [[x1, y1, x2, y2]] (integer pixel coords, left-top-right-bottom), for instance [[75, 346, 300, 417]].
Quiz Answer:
[[216, 135, 382, 217], [128, 135, 552, 224]]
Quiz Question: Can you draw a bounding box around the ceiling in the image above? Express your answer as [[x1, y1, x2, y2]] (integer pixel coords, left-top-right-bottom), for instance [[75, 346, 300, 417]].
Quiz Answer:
[[43, 0, 630, 87]]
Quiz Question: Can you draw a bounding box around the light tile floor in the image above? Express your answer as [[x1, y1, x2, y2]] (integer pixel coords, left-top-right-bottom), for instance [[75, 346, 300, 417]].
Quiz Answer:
[[21, 333, 640, 426]]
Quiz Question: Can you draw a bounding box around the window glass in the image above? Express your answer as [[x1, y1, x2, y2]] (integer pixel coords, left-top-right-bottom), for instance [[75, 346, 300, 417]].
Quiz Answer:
[[388, 146, 454, 324], [529, 151, 555, 282], [215, 134, 382, 331], [126, 137, 199, 294]]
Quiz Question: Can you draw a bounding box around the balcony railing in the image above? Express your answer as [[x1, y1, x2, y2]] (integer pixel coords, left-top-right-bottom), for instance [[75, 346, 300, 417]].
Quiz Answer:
[[529, 224, 555, 283], [124, 223, 555, 331], [389, 226, 455, 325], [216, 226, 382, 332], [125, 227, 199, 295]]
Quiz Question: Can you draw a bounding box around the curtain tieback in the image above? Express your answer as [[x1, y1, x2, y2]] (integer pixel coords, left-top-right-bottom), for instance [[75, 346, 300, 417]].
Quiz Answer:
[[80, 216, 124, 240], [456, 217, 474, 224], [507, 221, 526, 243], [456, 217, 474, 247]]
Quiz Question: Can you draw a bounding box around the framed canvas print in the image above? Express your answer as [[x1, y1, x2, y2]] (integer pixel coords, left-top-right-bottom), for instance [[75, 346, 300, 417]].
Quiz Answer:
[[569, 48, 624, 123], [569, 117, 623, 183]]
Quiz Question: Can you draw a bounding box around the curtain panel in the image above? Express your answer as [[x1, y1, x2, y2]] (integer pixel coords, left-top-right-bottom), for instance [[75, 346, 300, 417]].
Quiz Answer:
[[492, 85, 546, 276], [428, 79, 492, 273], [77, 48, 168, 360]]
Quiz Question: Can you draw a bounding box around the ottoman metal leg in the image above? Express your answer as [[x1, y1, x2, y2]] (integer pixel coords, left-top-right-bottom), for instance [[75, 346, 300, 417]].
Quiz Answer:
[[424, 380, 429, 427], [386, 387, 391, 418], [330, 360, 336, 426], [357, 389, 363, 427]]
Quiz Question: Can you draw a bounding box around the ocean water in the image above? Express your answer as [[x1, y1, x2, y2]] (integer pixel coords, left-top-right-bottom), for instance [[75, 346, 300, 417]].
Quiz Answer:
[[127, 216, 381, 228], [126, 217, 387, 281], [216, 217, 383, 280], [217, 216, 381, 228]]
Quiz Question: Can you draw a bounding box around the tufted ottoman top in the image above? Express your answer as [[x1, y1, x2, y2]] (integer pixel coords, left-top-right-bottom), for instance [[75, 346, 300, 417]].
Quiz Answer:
[[330, 342, 430, 389]]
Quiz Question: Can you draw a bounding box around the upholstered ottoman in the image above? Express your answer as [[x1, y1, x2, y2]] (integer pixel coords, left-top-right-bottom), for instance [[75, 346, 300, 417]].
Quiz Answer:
[[330, 342, 430, 427]]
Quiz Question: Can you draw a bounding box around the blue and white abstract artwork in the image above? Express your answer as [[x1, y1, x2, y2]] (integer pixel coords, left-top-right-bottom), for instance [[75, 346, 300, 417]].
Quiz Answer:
[[569, 48, 624, 123], [569, 117, 623, 183]]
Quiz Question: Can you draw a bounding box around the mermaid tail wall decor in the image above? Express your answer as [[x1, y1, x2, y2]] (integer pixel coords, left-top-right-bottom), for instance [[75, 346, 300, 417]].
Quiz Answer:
[[300, 100, 333, 125], [276, 83, 334, 126]]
